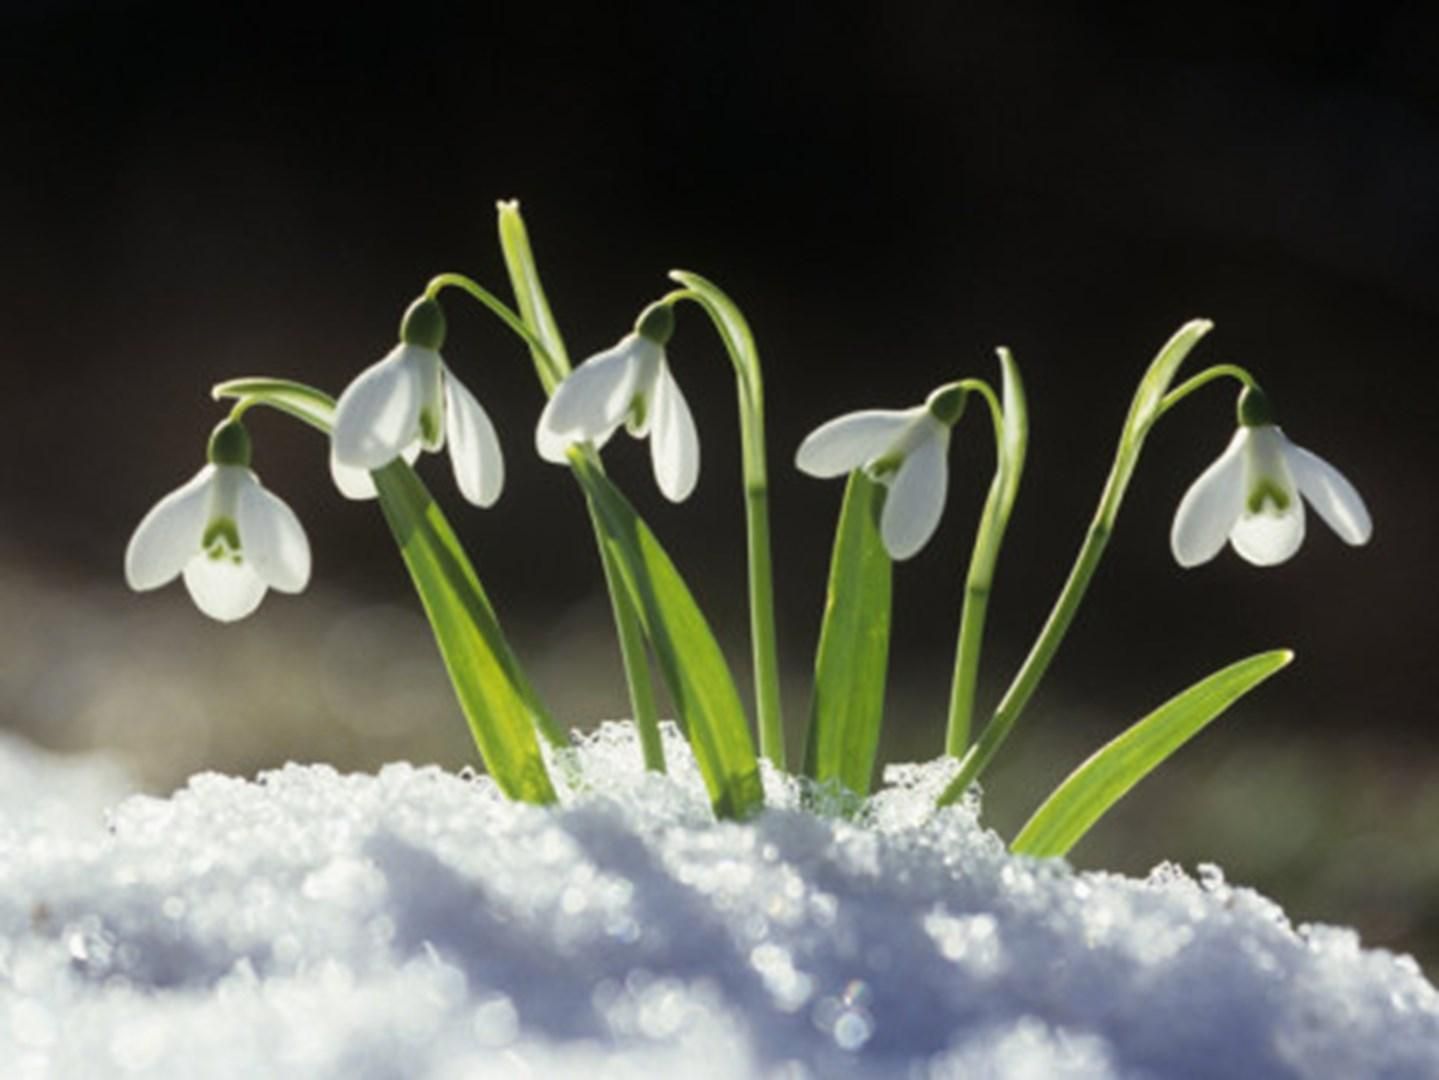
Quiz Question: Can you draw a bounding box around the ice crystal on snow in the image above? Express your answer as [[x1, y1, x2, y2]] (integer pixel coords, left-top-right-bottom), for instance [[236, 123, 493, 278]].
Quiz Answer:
[[0, 725, 1436, 1077]]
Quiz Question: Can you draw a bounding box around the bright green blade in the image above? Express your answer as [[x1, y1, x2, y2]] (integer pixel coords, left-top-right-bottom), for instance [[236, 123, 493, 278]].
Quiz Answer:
[[570, 453, 764, 819], [802, 472, 892, 797], [494, 202, 666, 773], [213, 377, 561, 804], [497, 200, 571, 387], [1010, 649, 1293, 858], [372, 463, 561, 803]]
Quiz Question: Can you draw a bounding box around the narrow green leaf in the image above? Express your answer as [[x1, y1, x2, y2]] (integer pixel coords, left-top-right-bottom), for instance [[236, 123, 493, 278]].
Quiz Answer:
[[570, 453, 764, 819], [802, 472, 892, 796], [212, 377, 562, 803], [1124, 318, 1214, 443], [497, 200, 571, 387], [373, 463, 561, 803], [1010, 649, 1293, 857]]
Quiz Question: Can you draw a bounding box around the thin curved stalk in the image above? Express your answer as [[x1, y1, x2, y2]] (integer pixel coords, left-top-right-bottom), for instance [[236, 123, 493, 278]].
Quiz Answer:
[[944, 353, 1027, 755], [937, 320, 1215, 807], [666, 271, 786, 769]]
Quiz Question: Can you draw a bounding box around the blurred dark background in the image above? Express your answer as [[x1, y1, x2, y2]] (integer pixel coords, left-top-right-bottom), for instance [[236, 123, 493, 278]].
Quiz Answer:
[[2, 3, 1437, 964]]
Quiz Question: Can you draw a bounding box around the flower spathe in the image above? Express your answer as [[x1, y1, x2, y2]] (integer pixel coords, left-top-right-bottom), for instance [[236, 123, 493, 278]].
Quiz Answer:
[[330, 298, 504, 508], [795, 385, 962, 561], [1170, 422, 1372, 568], [124, 463, 311, 623], [535, 304, 698, 502]]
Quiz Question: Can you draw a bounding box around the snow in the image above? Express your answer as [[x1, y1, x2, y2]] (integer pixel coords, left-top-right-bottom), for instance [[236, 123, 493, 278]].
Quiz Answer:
[[1, 723, 1436, 1078]]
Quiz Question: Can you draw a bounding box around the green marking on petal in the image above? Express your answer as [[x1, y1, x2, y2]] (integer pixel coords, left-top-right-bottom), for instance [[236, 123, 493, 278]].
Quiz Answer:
[[1246, 478, 1291, 514], [866, 452, 902, 481], [625, 392, 649, 436], [419, 408, 440, 446], [203, 517, 241, 555]]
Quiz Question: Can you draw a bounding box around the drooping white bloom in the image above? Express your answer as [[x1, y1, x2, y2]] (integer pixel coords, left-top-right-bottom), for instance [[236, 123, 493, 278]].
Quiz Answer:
[[330, 298, 504, 508], [535, 303, 698, 502], [795, 384, 965, 561], [125, 423, 311, 622], [1171, 417, 1372, 568]]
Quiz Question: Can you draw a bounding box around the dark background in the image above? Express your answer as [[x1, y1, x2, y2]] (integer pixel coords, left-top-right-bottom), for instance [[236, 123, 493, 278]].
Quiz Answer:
[[2, 3, 1437, 962]]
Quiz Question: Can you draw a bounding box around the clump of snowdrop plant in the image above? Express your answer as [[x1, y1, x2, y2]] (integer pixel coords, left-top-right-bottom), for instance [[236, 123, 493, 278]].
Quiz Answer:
[[125, 201, 1371, 851]]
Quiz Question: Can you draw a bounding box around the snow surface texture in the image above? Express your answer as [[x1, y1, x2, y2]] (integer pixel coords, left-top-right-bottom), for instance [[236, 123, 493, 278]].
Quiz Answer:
[[2, 723, 1437, 1079]]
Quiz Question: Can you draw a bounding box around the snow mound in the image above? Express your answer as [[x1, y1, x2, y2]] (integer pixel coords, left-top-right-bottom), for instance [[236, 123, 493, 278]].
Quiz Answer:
[[1, 722, 1436, 1078]]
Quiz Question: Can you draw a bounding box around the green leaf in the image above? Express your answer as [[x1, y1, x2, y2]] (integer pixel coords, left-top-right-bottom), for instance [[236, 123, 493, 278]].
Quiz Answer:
[[1010, 649, 1293, 858], [1123, 318, 1214, 444], [497, 200, 571, 387], [569, 453, 764, 819], [212, 377, 561, 803], [802, 472, 892, 797], [373, 463, 561, 803]]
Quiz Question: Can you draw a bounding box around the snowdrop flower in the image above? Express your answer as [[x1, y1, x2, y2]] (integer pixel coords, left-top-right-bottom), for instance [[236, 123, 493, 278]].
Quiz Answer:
[[795, 383, 967, 561], [535, 302, 698, 502], [124, 420, 311, 622], [331, 296, 504, 507], [1171, 386, 1372, 568]]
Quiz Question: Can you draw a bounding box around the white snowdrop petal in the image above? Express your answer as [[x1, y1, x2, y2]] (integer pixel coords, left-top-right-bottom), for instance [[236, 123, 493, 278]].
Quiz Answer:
[[181, 556, 268, 622], [880, 424, 949, 561], [124, 466, 216, 591], [535, 337, 644, 460], [330, 443, 421, 501], [444, 370, 505, 508], [1287, 443, 1372, 546], [235, 474, 311, 593], [1230, 501, 1306, 566], [331, 345, 425, 470], [1170, 430, 1248, 568], [795, 409, 916, 478], [330, 454, 379, 501], [649, 361, 699, 502]]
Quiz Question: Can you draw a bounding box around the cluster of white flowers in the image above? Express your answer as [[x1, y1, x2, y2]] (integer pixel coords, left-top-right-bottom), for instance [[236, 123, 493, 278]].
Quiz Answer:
[[126, 305, 1372, 621], [799, 381, 1371, 565]]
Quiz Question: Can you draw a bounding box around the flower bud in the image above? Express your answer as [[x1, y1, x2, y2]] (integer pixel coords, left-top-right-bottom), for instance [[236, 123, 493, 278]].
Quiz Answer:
[[1236, 385, 1275, 428], [400, 296, 447, 350], [635, 301, 675, 346], [926, 384, 967, 427], [207, 419, 252, 467]]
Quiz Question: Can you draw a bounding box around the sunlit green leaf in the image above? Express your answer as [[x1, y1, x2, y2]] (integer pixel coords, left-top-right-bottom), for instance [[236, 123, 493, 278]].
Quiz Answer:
[[373, 462, 561, 803], [1010, 649, 1292, 857], [497, 200, 571, 388], [213, 377, 560, 803], [570, 453, 764, 819], [803, 472, 891, 797]]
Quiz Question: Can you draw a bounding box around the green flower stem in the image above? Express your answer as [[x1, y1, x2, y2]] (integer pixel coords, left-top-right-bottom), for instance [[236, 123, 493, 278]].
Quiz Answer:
[[424, 273, 563, 392], [662, 275, 786, 770], [1155, 363, 1257, 419], [431, 276, 665, 773], [423, 272, 665, 769], [491, 206, 667, 772], [944, 361, 1026, 757], [937, 321, 1215, 808]]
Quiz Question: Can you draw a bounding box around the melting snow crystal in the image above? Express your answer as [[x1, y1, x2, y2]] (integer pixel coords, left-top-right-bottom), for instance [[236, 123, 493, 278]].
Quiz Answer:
[[1, 721, 1436, 1078]]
